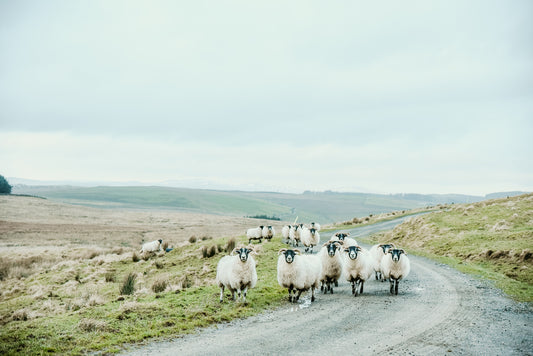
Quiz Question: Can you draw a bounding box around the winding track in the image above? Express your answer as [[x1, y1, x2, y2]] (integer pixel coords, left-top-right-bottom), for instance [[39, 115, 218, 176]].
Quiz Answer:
[[123, 217, 533, 355]]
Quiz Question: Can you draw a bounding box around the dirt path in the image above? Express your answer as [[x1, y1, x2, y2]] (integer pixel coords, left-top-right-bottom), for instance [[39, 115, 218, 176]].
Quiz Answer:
[[123, 219, 533, 355]]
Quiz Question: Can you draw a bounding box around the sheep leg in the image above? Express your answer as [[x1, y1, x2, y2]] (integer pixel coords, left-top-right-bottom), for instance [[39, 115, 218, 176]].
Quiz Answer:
[[395, 280, 399, 295], [360, 280, 364, 294], [288, 287, 293, 302], [242, 287, 248, 303], [354, 280, 360, 297], [389, 279, 394, 294], [311, 287, 316, 302], [219, 285, 225, 302], [295, 289, 303, 302], [351, 279, 356, 296]]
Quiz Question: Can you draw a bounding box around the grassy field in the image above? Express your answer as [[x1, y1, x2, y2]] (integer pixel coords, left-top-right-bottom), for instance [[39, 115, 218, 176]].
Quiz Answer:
[[0, 233, 287, 355], [363, 193, 533, 302], [13, 185, 492, 223]]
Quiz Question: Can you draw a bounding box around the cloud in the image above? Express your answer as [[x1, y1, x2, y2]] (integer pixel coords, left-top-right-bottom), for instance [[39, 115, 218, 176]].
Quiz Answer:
[[1, 1, 532, 194]]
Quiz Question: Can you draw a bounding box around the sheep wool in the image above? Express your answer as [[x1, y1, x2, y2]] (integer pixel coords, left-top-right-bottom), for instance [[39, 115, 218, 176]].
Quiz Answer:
[[380, 248, 411, 295], [216, 247, 258, 303], [277, 248, 321, 303]]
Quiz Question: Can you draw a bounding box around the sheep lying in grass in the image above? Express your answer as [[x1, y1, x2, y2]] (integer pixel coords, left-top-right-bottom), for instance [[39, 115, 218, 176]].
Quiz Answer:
[[216, 246, 258, 303], [342, 245, 373, 297], [140, 239, 163, 254], [318, 240, 343, 294], [381, 248, 410, 295], [300, 227, 320, 253], [261, 225, 275, 241], [247, 226, 264, 244], [277, 248, 322, 303], [369, 243, 395, 281]]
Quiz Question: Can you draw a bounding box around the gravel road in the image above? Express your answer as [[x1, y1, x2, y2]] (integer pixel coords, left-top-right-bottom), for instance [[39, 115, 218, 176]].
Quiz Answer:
[[122, 217, 533, 355]]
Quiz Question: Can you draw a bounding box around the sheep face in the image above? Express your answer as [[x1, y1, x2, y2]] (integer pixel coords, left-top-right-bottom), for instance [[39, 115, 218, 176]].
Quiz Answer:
[[335, 233, 348, 241], [325, 241, 342, 257], [379, 244, 394, 254], [310, 228, 317, 236], [158, 239, 163, 244], [234, 247, 253, 262], [389, 248, 406, 262], [278, 249, 299, 263], [344, 246, 361, 260]]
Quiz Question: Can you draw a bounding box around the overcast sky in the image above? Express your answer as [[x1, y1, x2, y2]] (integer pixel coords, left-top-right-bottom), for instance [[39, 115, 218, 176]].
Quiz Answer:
[[1, 0, 532, 195]]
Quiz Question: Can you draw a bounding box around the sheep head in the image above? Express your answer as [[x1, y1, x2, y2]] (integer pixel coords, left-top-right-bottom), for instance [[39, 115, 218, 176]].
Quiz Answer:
[[388, 248, 406, 262]]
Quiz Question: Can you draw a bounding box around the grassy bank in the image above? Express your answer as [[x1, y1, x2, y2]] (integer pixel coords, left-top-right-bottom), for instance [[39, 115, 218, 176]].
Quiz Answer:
[[362, 193, 533, 302], [0, 236, 287, 355]]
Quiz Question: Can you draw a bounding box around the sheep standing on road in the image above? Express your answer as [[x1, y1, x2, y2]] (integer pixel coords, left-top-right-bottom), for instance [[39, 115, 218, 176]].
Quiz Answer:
[[300, 227, 320, 253], [318, 240, 344, 294], [277, 248, 322, 303], [381, 248, 410, 295], [342, 245, 373, 297], [140, 239, 163, 254], [262, 225, 276, 241], [281, 225, 292, 244], [331, 232, 357, 248], [369, 243, 395, 281], [247, 226, 264, 244], [216, 246, 258, 303], [310, 222, 321, 231]]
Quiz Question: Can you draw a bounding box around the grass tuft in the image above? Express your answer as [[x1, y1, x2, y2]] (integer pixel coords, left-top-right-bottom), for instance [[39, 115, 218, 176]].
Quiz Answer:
[[119, 273, 137, 295]]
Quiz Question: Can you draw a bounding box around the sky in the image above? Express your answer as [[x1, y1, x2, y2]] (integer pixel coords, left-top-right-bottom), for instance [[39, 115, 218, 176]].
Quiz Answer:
[[1, 0, 532, 195]]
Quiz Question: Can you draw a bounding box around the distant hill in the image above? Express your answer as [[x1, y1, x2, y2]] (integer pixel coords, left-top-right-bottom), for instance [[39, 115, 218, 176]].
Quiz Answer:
[[12, 185, 526, 224]]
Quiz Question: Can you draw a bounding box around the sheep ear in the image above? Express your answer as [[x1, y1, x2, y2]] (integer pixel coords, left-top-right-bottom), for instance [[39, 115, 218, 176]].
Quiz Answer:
[[343, 248, 350, 252], [231, 248, 239, 255], [278, 248, 287, 255], [294, 249, 301, 255], [400, 249, 406, 255]]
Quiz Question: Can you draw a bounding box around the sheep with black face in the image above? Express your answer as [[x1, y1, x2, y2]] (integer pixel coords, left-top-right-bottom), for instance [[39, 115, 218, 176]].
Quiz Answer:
[[318, 240, 344, 294], [342, 245, 373, 297], [216, 246, 258, 303], [277, 248, 321, 303], [380, 248, 410, 295], [140, 239, 163, 254], [247, 226, 264, 244], [369, 243, 395, 281]]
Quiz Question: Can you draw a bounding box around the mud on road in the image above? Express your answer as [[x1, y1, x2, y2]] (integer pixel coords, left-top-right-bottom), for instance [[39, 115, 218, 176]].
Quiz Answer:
[[123, 219, 533, 356]]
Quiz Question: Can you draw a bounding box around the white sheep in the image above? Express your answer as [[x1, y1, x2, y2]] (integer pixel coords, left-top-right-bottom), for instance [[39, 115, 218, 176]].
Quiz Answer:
[[300, 227, 320, 253], [277, 248, 322, 303], [318, 240, 344, 294], [380, 248, 410, 295], [247, 226, 264, 244], [216, 246, 258, 303], [281, 225, 292, 243], [342, 245, 373, 297], [369, 243, 395, 281], [310, 222, 321, 231], [331, 232, 357, 247], [140, 239, 163, 254], [261, 225, 276, 241], [294, 223, 304, 246]]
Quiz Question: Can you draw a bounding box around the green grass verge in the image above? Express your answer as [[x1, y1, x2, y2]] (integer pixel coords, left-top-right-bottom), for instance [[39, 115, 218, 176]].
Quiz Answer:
[[0, 237, 287, 355], [361, 193, 533, 303]]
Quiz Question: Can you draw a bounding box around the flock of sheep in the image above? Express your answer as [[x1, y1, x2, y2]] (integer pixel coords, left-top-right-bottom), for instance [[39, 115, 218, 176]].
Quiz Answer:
[[216, 223, 411, 304]]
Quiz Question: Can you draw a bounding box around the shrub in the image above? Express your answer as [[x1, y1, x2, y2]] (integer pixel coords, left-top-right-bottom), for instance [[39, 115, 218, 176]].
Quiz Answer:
[[189, 236, 197, 243], [151, 279, 168, 293], [104, 271, 116, 282], [208, 245, 217, 258], [132, 252, 140, 262], [0, 175, 12, 194], [119, 273, 137, 295], [201, 246, 208, 258], [161, 241, 169, 251], [225, 237, 236, 253]]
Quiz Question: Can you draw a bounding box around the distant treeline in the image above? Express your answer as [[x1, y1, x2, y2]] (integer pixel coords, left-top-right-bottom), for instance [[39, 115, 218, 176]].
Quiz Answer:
[[245, 214, 281, 221]]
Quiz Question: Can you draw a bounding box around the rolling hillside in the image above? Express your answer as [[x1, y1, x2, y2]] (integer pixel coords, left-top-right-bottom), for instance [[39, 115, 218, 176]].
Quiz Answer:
[[13, 185, 523, 224]]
